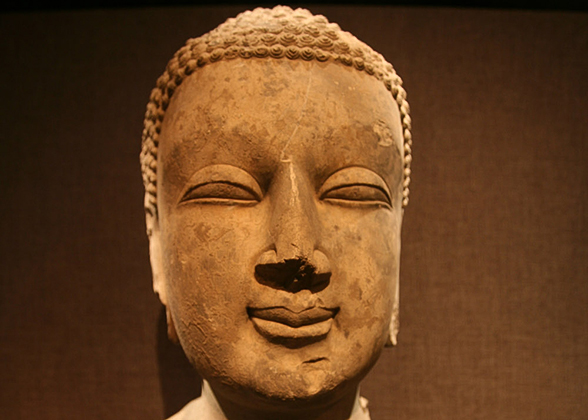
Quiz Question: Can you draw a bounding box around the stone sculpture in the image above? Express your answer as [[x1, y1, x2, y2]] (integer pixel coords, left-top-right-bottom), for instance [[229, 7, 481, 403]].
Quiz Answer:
[[140, 6, 412, 420]]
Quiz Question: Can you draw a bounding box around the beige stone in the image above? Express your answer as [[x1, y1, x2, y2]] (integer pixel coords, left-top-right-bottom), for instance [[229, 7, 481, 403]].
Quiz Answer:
[[140, 6, 412, 420]]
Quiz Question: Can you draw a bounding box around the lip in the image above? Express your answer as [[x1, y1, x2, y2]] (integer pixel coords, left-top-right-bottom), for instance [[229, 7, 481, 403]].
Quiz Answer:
[[248, 306, 338, 342]]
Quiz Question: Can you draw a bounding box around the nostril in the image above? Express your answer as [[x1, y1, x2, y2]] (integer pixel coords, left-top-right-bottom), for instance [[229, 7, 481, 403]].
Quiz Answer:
[[310, 272, 331, 293]]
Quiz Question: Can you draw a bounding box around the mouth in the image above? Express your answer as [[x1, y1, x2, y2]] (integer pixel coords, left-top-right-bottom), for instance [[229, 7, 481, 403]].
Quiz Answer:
[[247, 306, 338, 345]]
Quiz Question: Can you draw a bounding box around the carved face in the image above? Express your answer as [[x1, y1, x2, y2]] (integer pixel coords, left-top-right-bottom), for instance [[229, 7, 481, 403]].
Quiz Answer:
[[150, 59, 403, 407]]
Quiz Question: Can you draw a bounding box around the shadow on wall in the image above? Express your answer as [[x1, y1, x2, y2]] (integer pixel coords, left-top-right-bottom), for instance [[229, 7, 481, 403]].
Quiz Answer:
[[157, 308, 202, 418]]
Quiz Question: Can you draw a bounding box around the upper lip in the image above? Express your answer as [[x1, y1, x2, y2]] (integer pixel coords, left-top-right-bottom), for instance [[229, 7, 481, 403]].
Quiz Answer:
[[247, 306, 338, 328]]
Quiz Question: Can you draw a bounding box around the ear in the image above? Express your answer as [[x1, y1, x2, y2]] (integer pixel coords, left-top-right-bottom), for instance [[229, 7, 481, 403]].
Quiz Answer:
[[146, 211, 179, 344], [385, 208, 403, 348], [146, 211, 165, 304], [385, 281, 399, 347]]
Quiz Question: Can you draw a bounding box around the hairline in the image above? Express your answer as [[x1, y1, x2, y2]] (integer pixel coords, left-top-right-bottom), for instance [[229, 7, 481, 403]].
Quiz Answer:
[[140, 8, 412, 220]]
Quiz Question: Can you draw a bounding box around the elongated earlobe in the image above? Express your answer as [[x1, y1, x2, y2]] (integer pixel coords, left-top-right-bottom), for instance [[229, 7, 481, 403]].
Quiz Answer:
[[385, 276, 400, 347], [385, 305, 399, 347], [166, 306, 179, 344], [146, 211, 179, 344], [147, 212, 165, 302]]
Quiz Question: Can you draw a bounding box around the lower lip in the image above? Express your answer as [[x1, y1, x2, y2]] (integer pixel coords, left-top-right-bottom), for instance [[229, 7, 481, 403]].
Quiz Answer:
[[250, 317, 333, 341]]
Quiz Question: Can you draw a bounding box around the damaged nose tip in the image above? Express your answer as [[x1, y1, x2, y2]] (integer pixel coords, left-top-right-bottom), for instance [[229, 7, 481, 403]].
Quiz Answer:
[[254, 250, 331, 293], [256, 249, 330, 270]]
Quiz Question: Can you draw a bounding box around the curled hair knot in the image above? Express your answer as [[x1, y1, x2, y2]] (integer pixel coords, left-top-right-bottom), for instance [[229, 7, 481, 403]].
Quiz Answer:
[[269, 45, 285, 59]]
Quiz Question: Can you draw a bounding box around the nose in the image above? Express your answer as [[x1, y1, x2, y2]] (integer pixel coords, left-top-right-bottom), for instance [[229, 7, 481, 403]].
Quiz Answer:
[[254, 162, 331, 293]]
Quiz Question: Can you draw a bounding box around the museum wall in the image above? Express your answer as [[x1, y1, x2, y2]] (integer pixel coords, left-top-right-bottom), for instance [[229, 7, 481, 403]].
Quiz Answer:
[[0, 5, 586, 420]]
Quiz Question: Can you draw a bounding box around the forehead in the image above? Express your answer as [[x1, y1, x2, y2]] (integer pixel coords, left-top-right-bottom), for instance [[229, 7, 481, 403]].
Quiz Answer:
[[158, 59, 403, 191]]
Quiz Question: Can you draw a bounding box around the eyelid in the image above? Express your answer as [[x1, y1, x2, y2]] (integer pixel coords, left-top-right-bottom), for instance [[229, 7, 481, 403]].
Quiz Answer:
[[178, 164, 263, 204], [318, 167, 392, 204]]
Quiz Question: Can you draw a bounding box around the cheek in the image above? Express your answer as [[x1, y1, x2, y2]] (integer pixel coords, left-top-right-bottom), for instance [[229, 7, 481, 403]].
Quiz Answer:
[[159, 208, 261, 348], [323, 209, 400, 330]]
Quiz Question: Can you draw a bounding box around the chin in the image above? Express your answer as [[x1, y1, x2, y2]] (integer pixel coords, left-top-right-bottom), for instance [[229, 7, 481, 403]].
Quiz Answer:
[[206, 350, 371, 415], [258, 364, 339, 400], [241, 370, 354, 414]]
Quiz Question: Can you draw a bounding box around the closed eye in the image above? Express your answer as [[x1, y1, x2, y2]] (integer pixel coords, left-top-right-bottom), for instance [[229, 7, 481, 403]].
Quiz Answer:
[[178, 164, 263, 207], [181, 181, 260, 205], [318, 167, 392, 209], [321, 184, 391, 207]]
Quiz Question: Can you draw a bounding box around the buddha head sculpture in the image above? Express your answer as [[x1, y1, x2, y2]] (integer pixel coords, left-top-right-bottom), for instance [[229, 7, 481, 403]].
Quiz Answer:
[[140, 6, 412, 419]]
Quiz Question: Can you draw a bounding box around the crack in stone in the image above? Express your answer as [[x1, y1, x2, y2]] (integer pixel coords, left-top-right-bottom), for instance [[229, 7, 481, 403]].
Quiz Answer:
[[280, 71, 313, 161]]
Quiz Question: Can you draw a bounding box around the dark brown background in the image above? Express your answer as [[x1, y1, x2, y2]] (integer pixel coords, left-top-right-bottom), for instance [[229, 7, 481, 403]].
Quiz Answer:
[[1, 5, 586, 420]]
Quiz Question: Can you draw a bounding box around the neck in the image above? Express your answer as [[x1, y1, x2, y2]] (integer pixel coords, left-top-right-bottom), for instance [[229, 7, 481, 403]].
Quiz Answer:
[[196, 380, 371, 420]]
